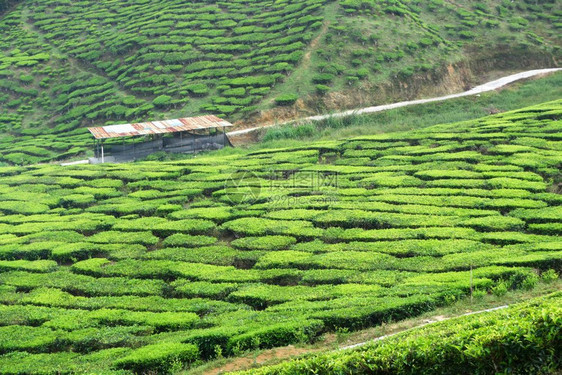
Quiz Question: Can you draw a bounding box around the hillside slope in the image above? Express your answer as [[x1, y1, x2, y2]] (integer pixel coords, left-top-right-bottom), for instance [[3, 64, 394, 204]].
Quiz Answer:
[[236, 292, 562, 375], [0, 0, 561, 163], [0, 100, 560, 373]]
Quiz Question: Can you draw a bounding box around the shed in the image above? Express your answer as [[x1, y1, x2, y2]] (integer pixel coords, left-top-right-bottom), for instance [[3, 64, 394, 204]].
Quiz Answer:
[[87, 115, 233, 163]]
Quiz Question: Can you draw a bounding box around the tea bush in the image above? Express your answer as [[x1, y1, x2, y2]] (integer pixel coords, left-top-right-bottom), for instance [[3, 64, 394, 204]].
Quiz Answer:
[[113, 342, 198, 373], [231, 236, 297, 250]]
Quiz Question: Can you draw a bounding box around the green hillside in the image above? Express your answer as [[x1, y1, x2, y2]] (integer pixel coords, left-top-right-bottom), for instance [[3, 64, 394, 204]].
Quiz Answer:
[[0, 99, 560, 373], [237, 292, 562, 374], [0, 0, 561, 164]]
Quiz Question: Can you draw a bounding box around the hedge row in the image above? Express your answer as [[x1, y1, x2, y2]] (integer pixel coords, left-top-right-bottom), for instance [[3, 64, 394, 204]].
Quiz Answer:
[[239, 293, 562, 375]]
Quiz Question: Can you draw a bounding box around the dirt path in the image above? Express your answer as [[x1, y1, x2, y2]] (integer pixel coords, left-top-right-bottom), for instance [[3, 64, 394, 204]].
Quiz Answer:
[[201, 304, 510, 374], [339, 305, 508, 351], [301, 21, 330, 70], [227, 68, 562, 137]]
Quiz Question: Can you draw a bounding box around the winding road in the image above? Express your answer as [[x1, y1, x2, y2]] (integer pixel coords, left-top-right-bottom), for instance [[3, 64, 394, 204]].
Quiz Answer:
[[227, 68, 561, 137], [62, 68, 560, 165]]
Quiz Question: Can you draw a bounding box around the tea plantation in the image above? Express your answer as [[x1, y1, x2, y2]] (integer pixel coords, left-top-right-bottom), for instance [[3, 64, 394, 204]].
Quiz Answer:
[[0, 99, 560, 373], [1, 0, 561, 164], [238, 292, 562, 374]]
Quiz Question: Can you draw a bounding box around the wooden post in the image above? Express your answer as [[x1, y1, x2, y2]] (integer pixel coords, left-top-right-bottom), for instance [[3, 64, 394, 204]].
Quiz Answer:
[[101, 140, 105, 164], [470, 264, 473, 305]]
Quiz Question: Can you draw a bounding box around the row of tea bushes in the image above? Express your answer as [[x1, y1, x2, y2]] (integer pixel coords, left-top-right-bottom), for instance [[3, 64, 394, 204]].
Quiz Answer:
[[238, 292, 562, 375]]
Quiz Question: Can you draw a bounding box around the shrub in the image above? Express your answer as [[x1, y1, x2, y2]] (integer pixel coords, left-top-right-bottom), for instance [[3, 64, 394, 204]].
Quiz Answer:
[[528, 223, 562, 235], [51, 242, 97, 262], [171, 280, 239, 299], [168, 206, 235, 222], [227, 319, 324, 354], [144, 245, 239, 266], [460, 216, 525, 231], [180, 326, 241, 360], [541, 269, 559, 283], [0, 270, 165, 296], [61, 194, 95, 207], [231, 236, 296, 250], [152, 219, 216, 236], [0, 201, 50, 214], [316, 84, 330, 95], [112, 217, 168, 231], [511, 206, 562, 223], [186, 83, 209, 96], [162, 234, 217, 247], [221, 218, 322, 238], [222, 87, 246, 97], [0, 260, 57, 273], [491, 280, 508, 296], [307, 295, 437, 330], [274, 94, 299, 106], [521, 272, 539, 290], [0, 325, 59, 353], [312, 73, 334, 84], [71, 258, 113, 276], [113, 342, 199, 373], [86, 231, 159, 246], [89, 308, 200, 331]]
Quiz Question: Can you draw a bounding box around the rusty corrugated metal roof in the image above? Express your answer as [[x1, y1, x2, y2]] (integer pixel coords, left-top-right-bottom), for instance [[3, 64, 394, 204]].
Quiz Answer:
[[88, 115, 233, 139]]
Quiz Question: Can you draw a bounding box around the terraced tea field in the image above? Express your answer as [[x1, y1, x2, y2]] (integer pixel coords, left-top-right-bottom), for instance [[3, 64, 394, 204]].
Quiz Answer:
[[0, 99, 560, 373], [1, 0, 561, 164]]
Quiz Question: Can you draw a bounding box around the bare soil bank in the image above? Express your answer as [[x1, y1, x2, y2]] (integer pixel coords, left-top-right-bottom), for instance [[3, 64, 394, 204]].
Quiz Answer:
[[239, 47, 559, 129]]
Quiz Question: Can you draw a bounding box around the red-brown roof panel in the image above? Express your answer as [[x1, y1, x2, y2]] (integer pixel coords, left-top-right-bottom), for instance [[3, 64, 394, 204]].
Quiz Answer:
[[87, 116, 233, 139]]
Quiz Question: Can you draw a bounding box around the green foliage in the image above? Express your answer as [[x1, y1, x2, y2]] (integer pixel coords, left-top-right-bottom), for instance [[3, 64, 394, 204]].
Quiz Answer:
[[312, 73, 334, 84], [86, 231, 159, 246], [152, 94, 172, 107], [172, 280, 239, 299], [0, 201, 49, 214], [511, 206, 562, 223], [152, 219, 216, 236], [239, 293, 562, 375], [162, 234, 217, 247], [492, 280, 508, 296], [231, 236, 297, 250], [113, 342, 198, 373], [227, 319, 324, 353], [315, 84, 330, 95], [275, 94, 299, 106], [221, 218, 322, 238], [0, 260, 57, 273], [460, 215, 525, 231], [0, 101, 560, 371], [541, 269, 559, 283]]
